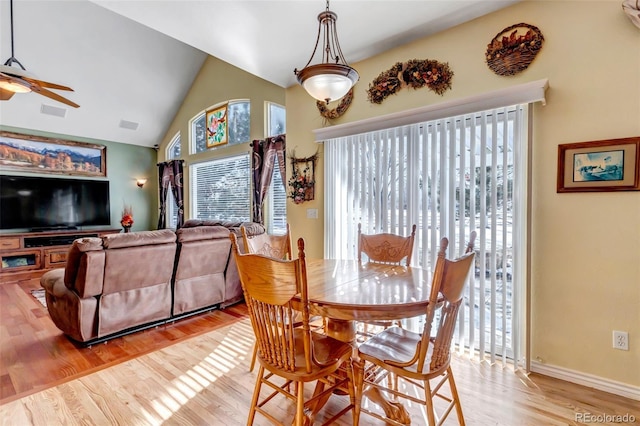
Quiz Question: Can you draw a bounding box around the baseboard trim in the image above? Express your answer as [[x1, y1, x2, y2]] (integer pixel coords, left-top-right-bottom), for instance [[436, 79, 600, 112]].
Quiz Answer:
[[530, 361, 640, 401]]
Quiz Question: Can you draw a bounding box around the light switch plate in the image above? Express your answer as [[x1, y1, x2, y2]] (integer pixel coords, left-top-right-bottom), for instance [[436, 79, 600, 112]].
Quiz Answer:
[[306, 208, 318, 219]]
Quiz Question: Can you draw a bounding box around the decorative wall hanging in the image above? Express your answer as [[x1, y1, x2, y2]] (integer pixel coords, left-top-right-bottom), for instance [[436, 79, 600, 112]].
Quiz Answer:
[[557, 136, 640, 192], [367, 59, 453, 104], [316, 87, 353, 122], [288, 149, 318, 204], [622, 0, 640, 29], [485, 23, 544, 76], [205, 103, 228, 148]]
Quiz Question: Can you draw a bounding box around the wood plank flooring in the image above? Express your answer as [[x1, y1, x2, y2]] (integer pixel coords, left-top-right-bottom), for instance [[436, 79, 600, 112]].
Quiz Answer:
[[0, 277, 248, 404], [1, 277, 639, 425]]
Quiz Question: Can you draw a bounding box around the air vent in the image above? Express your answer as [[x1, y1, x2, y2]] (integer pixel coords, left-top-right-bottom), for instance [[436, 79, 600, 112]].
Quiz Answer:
[[119, 119, 139, 131], [40, 104, 67, 118]]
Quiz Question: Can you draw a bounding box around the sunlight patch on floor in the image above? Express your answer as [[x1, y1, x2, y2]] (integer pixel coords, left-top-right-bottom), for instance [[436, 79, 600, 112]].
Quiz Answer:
[[145, 320, 254, 422]]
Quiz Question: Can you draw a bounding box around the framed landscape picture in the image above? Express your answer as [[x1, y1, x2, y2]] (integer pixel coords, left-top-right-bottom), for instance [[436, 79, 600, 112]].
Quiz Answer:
[[0, 131, 106, 177], [557, 136, 640, 192], [205, 103, 228, 148]]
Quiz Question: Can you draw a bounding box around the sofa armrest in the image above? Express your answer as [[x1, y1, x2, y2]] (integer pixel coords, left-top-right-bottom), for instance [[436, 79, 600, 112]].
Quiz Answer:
[[64, 237, 103, 288]]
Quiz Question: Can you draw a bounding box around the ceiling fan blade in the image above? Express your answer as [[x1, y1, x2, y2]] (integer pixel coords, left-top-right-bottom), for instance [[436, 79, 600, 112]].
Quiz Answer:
[[32, 86, 80, 108], [0, 88, 15, 100], [22, 76, 74, 92], [0, 71, 27, 85]]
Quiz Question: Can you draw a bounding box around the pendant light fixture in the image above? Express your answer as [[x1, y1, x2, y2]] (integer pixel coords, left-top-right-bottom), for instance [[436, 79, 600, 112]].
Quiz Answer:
[[294, 0, 359, 104]]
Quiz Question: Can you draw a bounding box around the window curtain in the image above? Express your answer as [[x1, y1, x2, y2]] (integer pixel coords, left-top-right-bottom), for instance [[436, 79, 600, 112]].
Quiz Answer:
[[157, 159, 185, 229], [251, 134, 286, 224]]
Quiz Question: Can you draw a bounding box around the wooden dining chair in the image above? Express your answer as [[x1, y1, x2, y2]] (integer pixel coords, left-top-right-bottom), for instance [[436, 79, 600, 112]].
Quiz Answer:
[[357, 223, 417, 337], [241, 224, 293, 372], [355, 231, 476, 426], [241, 224, 323, 372], [241, 223, 292, 260], [230, 233, 359, 426], [357, 223, 417, 266]]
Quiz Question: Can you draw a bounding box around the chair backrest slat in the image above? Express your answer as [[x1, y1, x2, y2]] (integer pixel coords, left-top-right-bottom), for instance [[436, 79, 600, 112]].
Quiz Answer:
[[358, 223, 417, 266]]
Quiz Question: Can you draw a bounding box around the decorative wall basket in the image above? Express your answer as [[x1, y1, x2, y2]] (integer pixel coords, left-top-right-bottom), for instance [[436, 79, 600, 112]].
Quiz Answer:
[[367, 59, 454, 104], [486, 23, 544, 76], [288, 150, 318, 204], [622, 0, 640, 29]]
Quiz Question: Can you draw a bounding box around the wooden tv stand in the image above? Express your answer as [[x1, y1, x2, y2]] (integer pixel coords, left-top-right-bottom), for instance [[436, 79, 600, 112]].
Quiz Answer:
[[0, 228, 120, 282]]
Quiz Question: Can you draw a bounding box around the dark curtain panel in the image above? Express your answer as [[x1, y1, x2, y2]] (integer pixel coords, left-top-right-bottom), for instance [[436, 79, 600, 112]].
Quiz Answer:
[[157, 159, 185, 229], [251, 134, 286, 224]]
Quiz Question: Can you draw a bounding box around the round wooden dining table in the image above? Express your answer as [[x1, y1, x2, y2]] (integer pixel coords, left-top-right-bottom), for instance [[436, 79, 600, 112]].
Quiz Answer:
[[297, 258, 436, 424], [302, 258, 434, 343]]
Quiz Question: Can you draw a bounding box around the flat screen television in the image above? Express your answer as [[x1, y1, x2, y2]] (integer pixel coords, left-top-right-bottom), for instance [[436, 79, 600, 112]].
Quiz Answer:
[[0, 175, 111, 231]]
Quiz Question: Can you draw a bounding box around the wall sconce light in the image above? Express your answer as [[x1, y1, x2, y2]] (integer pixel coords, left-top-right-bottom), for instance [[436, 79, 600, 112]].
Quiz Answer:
[[136, 178, 147, 188]]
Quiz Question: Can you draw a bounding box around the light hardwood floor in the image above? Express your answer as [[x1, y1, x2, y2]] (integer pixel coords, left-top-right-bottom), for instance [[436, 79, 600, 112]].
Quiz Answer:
[[1, 278, 638, 425]]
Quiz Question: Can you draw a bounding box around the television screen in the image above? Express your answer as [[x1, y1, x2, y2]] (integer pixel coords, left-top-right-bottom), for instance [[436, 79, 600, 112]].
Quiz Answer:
[[0, 175, 111, 231]]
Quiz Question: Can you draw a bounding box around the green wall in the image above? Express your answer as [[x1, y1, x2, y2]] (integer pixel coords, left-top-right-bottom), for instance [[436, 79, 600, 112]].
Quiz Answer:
[[0, 125, 157, 232]]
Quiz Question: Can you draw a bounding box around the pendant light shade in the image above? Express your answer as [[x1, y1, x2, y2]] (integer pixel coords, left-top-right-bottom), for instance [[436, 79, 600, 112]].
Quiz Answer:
[[294, 2, 359, 104]]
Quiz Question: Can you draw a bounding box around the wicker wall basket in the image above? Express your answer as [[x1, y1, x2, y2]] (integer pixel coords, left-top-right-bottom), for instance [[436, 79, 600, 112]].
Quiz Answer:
[[486, 23, 544, 76]]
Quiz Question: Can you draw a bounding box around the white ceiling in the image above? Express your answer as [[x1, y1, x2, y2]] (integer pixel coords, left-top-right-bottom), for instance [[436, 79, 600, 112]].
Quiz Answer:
[[0, 0, 518, 148]]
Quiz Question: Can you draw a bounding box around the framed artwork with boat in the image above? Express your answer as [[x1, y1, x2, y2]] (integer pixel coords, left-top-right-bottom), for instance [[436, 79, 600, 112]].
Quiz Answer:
[[557, 137, 640, 192]]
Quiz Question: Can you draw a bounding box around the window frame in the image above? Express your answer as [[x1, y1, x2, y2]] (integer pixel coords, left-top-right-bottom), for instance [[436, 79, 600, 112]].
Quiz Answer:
[[189, 152, 252, 223], [265, 101, 287, 234]]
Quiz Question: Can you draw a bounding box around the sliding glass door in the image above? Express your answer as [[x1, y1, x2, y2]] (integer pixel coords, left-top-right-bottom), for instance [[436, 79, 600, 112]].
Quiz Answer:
[[324, 104, 529, 366]]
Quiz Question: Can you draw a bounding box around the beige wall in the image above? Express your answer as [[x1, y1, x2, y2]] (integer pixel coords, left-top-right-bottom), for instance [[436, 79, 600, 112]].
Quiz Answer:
[[157, 55, 286, 219], [285, 1, 640, 386]]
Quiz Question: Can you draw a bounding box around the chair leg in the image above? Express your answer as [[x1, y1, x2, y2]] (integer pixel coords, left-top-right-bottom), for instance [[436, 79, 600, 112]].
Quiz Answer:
[[295, 381, 305, 426], [352, 358, 365, 423], [423, 378, 437, 426], [347, 359, 361, 425], [249, 344, 257, 372], [447, 366, 465, 425], [247, 365, 264, 426]]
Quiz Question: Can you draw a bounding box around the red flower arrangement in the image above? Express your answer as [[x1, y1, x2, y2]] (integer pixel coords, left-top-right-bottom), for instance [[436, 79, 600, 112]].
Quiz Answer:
[[120, 205, 134, 230]]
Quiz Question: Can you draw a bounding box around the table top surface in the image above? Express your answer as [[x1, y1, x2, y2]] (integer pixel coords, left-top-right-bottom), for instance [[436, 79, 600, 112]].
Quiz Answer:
[[303, 259, 434, 321]]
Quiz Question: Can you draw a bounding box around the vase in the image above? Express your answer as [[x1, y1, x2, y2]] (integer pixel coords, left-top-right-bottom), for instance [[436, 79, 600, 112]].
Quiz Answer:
[[123, 225, 131, 233]]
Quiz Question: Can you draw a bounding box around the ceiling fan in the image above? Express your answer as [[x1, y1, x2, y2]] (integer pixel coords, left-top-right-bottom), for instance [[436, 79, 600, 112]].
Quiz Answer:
[[0, 0, 79, 108]]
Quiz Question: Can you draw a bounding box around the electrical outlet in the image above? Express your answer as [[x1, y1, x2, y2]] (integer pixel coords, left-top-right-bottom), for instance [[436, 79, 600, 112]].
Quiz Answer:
[[612, 330, 629, 350]]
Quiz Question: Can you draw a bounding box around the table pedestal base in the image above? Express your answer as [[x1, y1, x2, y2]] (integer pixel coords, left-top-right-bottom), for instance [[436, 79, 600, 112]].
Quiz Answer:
[[324, 318, 356, 344]]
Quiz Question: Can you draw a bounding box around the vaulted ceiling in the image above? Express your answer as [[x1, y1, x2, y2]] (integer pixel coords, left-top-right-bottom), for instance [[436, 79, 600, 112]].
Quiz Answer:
[[0, 0, 519, 148]]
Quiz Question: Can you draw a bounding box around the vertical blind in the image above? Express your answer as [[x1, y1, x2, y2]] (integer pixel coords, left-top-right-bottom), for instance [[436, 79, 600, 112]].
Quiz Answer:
[[324, 105, 528, 366]]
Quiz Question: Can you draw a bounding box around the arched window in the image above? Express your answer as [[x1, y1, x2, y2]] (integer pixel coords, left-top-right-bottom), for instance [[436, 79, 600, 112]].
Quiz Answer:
[[191, 100, 250, 154]]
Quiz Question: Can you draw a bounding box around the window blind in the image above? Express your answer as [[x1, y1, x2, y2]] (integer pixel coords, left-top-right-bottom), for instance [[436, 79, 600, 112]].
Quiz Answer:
[[191, 154, 251, 222], [268, 166, 287, 234]]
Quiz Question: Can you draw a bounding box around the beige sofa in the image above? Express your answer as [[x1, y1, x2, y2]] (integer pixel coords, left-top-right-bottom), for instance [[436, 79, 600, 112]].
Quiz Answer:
[[40, 221, 263, 344]]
